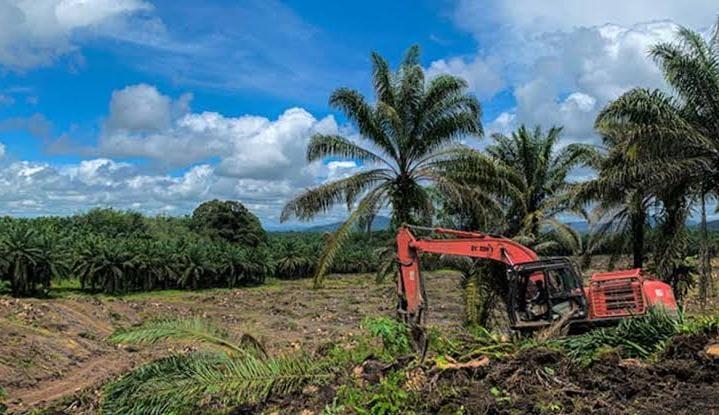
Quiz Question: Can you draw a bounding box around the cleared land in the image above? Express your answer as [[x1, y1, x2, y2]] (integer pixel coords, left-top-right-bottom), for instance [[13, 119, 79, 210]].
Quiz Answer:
[[1, 272, 463, 413], [1, 260, 718, 414]]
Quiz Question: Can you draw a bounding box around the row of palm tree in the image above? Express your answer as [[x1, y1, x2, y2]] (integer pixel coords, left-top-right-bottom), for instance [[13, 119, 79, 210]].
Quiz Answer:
[[283, 27, 718, 306], [0, 218, 403, 296], [0, 223, 273, 296]]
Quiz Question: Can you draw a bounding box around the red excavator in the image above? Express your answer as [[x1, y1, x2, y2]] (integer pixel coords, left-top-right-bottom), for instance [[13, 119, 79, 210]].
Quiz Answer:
[[396, 225, 678, 349]]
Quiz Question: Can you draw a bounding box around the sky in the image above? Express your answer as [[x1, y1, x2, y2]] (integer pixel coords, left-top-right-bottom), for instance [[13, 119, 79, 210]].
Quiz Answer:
[[0, 0, 717, 229]]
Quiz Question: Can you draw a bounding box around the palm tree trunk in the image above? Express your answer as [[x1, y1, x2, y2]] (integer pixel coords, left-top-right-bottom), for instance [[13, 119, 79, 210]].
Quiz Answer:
[[656, 192, 687, 284], [630, 194, 646, 269], [699, 191, 713, 305]]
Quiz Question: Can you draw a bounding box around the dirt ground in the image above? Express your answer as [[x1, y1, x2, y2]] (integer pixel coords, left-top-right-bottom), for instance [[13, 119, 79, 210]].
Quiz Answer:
[[0, 272, 464, 414], [1, 257, 718, 414]]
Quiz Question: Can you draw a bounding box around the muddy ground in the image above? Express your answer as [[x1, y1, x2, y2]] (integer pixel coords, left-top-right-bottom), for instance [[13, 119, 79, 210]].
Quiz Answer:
[[1, 257, 718, 414], [264, 334, 719, 415]]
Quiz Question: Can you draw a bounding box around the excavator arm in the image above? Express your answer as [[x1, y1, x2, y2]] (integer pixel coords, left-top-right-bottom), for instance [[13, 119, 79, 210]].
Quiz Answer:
[[396, 225, 539, 326]]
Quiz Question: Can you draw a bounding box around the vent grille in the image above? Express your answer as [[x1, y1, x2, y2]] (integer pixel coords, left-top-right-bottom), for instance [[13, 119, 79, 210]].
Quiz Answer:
[[590, 277, 645, 318]]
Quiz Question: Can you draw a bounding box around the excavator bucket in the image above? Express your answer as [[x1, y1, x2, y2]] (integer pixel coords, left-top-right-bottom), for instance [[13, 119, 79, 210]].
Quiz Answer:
[[409, 324, 428, 360]]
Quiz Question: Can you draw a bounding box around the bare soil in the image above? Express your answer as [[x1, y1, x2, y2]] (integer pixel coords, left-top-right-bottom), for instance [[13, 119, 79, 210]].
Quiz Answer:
[[0, 272, 463, 414], [1, 258, 718, 414]]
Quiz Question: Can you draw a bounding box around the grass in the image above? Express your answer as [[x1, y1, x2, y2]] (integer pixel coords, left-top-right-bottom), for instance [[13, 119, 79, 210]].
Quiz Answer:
[[43, 276, 287, 301]]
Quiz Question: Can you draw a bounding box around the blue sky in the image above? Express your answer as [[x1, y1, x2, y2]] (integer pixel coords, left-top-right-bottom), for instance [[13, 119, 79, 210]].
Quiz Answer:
[[0, 0, 717, 228]]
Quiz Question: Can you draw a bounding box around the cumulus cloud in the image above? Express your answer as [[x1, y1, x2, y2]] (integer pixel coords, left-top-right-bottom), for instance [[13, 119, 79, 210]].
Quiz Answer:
[[448, 1, 718, 144], [90, 85, 340, 182], [0, 0, 152, 69], [0, 158, 212, 215], [106, 83, 172, 132], [427, 56, 504, 99], [7, 84, 356, 226], [0, 156, 358, 226], [485, 22, 677, 141]]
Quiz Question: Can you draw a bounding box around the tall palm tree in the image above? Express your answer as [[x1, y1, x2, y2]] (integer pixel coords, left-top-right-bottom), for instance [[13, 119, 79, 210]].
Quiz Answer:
[[596, 24, 719, 300], [487, 125, 598, 253], [573, 132, 653, 269], [281, 45, 495, 287]]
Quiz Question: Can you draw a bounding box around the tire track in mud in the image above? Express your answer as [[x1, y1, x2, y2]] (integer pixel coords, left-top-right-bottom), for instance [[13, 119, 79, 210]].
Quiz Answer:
[[5, 353, 134, 413]]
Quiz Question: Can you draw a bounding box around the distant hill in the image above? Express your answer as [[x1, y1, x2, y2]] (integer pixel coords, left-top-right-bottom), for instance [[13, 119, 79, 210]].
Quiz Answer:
[[269, 218, 719, 234], [302, 216, 391, 233], [274, 217, 589, 234]]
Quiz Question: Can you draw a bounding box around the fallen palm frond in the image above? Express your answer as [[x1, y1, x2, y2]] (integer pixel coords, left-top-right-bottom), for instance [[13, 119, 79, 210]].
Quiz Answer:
[[103, 318, 333, 414], [109, 317, 260, 357], [102, 352, 333, 415], [553, 308, 719, 365]]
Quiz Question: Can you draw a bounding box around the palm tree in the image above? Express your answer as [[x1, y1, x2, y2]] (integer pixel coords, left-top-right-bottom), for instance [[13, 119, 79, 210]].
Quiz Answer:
[[1, 225, 44, 296], [177, 243, 211, 290], [73, 236, 135, 294], [487, 125, 598, 253], [275, 239, 314, 279], [573, 132, 653, 269], [595, 24, 719, 301], [281, 45, 491, 286]]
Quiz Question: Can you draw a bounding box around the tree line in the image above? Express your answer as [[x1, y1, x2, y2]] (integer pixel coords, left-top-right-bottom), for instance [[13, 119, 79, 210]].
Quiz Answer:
[[0, 202, 394, 296]]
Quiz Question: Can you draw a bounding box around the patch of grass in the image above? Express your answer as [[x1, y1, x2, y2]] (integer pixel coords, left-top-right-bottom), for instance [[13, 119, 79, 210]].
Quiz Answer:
[[336, 370, 415, 415], [362, 316, 411, 358], [324, 336, 382, 366]]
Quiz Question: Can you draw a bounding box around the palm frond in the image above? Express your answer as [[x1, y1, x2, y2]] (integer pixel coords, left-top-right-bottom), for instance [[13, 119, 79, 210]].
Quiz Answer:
[[313, 187, 388, 287], [307, 134, 392, 168], [280, 170, 388, 222], [102, 352, 332, 415], [110, 318, 252, 357]]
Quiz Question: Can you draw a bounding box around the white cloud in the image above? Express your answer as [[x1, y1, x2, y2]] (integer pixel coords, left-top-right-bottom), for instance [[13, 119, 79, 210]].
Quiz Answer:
[[447, 1, 718, 145], [87, 85, 340, 182], [0, 143, 5, 159], [456, 0, 717, 34], [427, 56, 504, 99], [0, 0, 152, 69], [0, 156, 357, 226], [16, 84, 354, 226], [107, 83, 172, 132], [490, 22, 678, 142]]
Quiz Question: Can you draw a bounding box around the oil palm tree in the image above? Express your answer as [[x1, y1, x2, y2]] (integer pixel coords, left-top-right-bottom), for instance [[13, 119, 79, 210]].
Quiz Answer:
[[73, 236, 134, 294], [573, 132, 653, 269], [1, 225, 43, 296], [487, 125, 599, 253], [595, 24, 719, 300], [281, 45, 494, 287], [105, 318, 332, 414], [275, 239, 315, 279]]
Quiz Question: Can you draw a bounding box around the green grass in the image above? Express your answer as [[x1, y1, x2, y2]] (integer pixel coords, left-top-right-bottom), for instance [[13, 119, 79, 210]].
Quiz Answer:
[[45, 276, 285, 301]]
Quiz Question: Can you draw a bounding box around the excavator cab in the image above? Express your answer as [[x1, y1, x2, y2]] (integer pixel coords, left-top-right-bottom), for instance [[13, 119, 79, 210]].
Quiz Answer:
[[507, 258, 588, 331]]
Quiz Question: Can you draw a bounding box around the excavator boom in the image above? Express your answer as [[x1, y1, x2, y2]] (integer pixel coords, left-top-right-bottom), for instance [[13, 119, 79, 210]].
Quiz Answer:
[[397, 226, 539, 324]]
